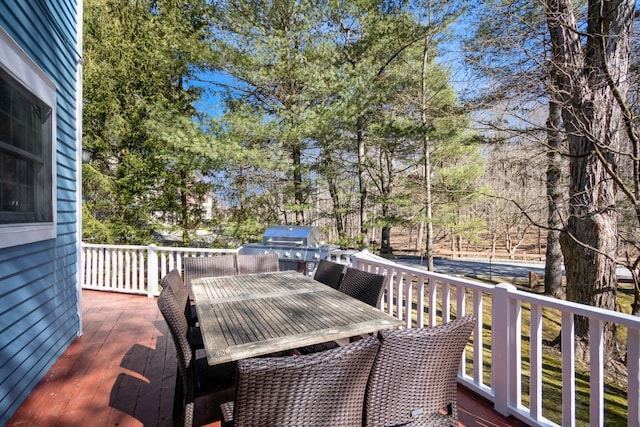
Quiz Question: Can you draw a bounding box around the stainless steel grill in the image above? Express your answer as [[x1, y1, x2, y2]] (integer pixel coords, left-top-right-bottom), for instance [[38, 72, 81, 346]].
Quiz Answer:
[[240, 225, 338, 273]]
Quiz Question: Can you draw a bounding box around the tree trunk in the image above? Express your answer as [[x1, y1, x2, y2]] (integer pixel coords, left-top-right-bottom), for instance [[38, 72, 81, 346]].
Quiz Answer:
[[544, 98, 565, 299], [357, 116, 368, 247], [325, 167, 345, 241], [416, 221, 424, 254], [421, 32, 434, 271], [630, 269, 640, 315], [381, 225, 392, 254], [424, 136, 434, 271], [180, 169, 190, 245], [545, 0, 633, 353], [292, 145, 304, 225]]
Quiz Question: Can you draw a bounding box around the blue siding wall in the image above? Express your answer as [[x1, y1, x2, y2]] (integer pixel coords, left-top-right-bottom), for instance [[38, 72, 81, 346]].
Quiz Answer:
[[0, 1, 80, 424]]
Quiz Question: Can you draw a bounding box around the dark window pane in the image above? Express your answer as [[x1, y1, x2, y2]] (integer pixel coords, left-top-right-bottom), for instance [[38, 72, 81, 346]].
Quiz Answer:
[[0, 68, 52, 224], [0, 111, 9, 143], [0, 79, 8, 114]]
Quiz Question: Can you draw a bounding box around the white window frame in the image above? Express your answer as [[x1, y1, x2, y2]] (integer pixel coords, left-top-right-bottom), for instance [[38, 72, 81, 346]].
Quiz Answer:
[[0, 27, 57, 248]]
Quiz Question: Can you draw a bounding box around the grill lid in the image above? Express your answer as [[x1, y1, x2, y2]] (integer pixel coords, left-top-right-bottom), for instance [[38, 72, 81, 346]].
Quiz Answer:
[[262, 225, 320, 247]]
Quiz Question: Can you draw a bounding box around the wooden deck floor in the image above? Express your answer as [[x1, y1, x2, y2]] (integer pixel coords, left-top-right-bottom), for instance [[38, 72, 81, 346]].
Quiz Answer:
[[8, 290, 530, 427]]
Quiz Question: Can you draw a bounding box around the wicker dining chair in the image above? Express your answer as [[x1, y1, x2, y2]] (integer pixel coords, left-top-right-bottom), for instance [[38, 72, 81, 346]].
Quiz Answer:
[[236, 253, 279, 275], [364, 315, 476, 427], [338, 267, 386, 308], [161, 268, 198, 327], [183, 255, 237, 297], [160, 272, 204, 350], [220, 335, 380, 427], [157, 287, 237, 427], [313, 259, 346, 289]]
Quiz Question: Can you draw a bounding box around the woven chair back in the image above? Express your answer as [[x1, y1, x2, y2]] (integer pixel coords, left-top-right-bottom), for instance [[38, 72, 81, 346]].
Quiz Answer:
[[313, 259, 346, 289], [160, 284, 240, 427], [230, 336, 380, 426], [157, 287, 193, 391], [184, 255, 236, 295], [236, 253, 279, 275], [338, 268, 386, 308], [161, 268, 188, 303], [364, 315, 476, 427]]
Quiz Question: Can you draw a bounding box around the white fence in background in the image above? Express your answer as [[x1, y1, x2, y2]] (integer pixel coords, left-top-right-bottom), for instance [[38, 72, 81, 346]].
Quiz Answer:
[[81, 243, 356, 297], [80, 243, 640, 427], [81, 243, 239, 296]]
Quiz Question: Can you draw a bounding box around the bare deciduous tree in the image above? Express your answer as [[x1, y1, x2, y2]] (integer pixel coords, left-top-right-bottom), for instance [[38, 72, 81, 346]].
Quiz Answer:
[[544, 0, 635, 354]]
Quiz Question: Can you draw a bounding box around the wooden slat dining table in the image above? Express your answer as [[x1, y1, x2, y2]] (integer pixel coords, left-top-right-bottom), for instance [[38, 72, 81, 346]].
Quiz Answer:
[[191, 270, 404, 366]]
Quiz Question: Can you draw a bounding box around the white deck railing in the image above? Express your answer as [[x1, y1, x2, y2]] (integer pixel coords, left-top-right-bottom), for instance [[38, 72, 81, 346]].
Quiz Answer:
[[351, 250, 640, 427], [81, 243, 239, 296], [80, 243, 640, 427]]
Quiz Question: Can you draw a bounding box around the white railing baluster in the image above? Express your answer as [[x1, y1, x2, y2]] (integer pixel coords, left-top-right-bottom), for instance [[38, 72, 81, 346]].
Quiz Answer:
[[103, 248, 109, 288], [530, 303, 543, 419], [177, 253, 183, 272], [148, 245, 159, 297], [385, 268, 394, 316], [442, 282, 451, 323], [428, 278, 437, 327], [457, 284, 467, 377], [85, 247, 92, 286], [110, 249, 116, 288], [395, 270, 404, 321], [416, 276, 425, 328], [628, 328, 640, 427], [159, 250, 168, 279], [589, 319, 604, 427], [93, 247, 99, 287], [91, 248, 95, 287], [561, 311, 576, 427], [132, 249, 138, 291], [136, 248, 143, 292], [132, 249, 140, 291], [511, 300, 522, 409], [111, 248, 117, 288], [457, 284, 466, 317], [473, 288, 484, 387], [404, 272, 412, 327], [138, 250, 145, 293], [492, 283, 513, 416], [104, 247, 110, 288], [125, 250, 131, 290], [167, 250, 174, 277], [118, 249, 125, 288]]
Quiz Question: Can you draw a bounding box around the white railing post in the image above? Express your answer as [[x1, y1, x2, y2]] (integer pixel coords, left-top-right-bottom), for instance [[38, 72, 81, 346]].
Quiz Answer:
[[147, 244, 159, 298], [492, 283, 517, 416], [628, 328, 640, 427], [351, 249, 364, 270]]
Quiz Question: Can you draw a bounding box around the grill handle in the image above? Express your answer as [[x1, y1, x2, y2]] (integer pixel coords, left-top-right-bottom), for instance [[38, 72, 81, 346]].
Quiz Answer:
[[265, 239, 305, 245]]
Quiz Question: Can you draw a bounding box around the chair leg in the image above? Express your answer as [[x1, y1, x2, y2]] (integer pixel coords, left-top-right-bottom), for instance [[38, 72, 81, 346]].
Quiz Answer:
[[184, 400, 195, 427], [173, 368, 184, 425], [183, 375, 196, 427]]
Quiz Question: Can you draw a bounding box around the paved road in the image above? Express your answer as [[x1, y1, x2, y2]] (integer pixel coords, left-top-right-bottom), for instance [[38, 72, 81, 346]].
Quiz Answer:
[[396, 256, 633, 281]]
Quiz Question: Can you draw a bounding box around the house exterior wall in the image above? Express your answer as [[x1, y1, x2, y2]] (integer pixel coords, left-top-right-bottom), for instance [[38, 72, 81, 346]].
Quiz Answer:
[[0, 1, 81, 424]]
